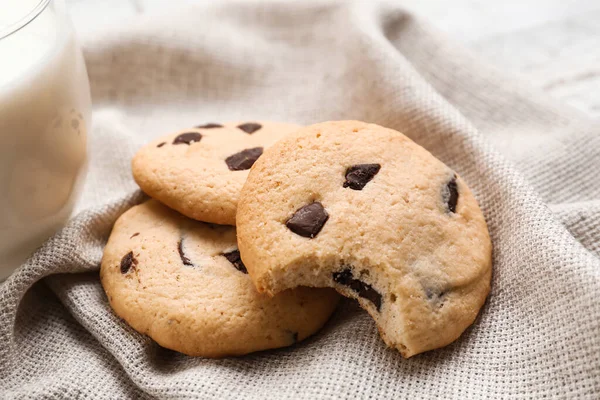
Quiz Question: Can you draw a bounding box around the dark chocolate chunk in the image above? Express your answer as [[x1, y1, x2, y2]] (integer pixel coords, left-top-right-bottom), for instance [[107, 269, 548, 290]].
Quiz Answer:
[[177, 240, 193, 266], [173, 132, 202, 145], [225, 147, 263, 171], [237, 122, 262, 134], [332, 268, 354, 286], [333, 268, 382, 311], [443, 175, 459, 213], [286, 202, 329, 238], [196, 123, 223, 129], [120, 251, 137, 274], [343, 164, 381, 190], [156, 142, 166, 148], [130, 232, 140, 239], [222, 249, 247, 274]]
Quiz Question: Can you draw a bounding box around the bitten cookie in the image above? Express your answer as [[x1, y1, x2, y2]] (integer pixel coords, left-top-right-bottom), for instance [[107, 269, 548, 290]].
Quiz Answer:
[[100, 200, 339, 358], [132, 121, 300, 225], [237, 120, 492, 358]]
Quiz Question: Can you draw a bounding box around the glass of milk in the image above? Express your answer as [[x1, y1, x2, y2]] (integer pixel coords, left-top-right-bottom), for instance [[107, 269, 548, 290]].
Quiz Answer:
[[0, 0, 91, 280]]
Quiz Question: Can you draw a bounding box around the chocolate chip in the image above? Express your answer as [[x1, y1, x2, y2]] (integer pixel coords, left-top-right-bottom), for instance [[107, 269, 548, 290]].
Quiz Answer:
[[237, 122, 262, 134], [177, 240, 193, 266], [225, 147, 263, 171], [120, 251, 137, 274], [222, 250, 247, 274], [71, 119, 80, 129], [333, 268, 382, 311], [286, 202, 329, 238], [156, 142, 166, 148], [343, 164, 381, 190], [332, 269, 353, 286], [173, 132, 202, 145], [130, 232, 140, 239], [444, 175, 459, 213], [196, 123, 223, 129], [292, 332, 299, 343]]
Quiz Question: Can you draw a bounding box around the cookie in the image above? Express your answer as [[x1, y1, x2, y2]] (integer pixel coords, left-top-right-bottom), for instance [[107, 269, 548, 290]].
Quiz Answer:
[[132, 121, 300, 225], [236, 120, 492, 358], [100, 200, 339, 358]]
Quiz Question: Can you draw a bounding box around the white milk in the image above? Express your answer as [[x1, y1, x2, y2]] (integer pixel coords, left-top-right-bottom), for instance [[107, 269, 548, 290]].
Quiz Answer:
[[0, 0, 91, 279]]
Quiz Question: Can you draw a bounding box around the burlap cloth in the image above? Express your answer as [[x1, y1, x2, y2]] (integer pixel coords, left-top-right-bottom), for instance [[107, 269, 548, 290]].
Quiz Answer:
[[1, 1, 599, 398]]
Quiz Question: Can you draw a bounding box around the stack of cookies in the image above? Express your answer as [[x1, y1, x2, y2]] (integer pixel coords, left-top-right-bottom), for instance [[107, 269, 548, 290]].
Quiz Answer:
[[101, 120, 492, 358]]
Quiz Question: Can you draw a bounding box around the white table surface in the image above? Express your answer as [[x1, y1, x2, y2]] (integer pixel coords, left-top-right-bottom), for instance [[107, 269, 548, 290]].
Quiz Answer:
[[66, 0, 600, 118]]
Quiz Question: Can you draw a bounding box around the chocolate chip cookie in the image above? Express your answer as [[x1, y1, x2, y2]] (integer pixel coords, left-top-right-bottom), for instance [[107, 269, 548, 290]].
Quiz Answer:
[[236, 120, 492, 358], [100, 200, 339, 358], [132, 121, 300, 225]]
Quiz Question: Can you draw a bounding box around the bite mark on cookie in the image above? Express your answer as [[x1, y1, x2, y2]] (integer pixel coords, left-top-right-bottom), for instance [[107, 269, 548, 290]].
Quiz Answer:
[[443, 175, 459, 213], [286, 202, 329, 238], [222, 249, 248, 274], [333, 268, 382, 311], [196, 123, 223, 129], [173, 132, 202, 145], [237, 122, 262, 134], [225, 147, 263, 171], [120, 251, 138, 274], [343, 164, 381, 190], [177, 239, 194, 266]]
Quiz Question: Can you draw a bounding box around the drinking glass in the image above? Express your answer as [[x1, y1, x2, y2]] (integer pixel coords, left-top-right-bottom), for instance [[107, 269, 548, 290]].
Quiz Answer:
[[0, 0, 91, 280]]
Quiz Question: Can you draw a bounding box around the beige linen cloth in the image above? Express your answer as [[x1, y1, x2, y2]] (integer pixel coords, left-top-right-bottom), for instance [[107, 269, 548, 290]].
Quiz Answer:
[[1, 1, 599, 398]]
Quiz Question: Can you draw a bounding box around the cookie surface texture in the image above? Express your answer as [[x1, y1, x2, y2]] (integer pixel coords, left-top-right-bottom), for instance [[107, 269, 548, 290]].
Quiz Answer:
[[132, 121, 300, 225], [236, 120, 493, 358], [100, 200, 339, 358]]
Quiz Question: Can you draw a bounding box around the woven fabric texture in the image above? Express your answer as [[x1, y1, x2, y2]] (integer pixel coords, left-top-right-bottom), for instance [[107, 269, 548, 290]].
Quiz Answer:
[[1, 1, 599, 398]]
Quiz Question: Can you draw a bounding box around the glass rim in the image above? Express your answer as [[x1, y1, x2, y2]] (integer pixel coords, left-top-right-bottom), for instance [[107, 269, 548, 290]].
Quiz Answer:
[[0, 0, 52, 40]]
